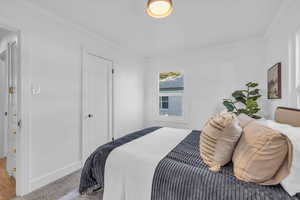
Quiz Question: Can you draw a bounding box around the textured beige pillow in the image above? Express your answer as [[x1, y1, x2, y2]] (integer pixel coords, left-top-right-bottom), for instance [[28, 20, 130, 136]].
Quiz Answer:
[[232, 120, 293, 185], [237, 114, 255, 128], [200, 112, 242, 172]]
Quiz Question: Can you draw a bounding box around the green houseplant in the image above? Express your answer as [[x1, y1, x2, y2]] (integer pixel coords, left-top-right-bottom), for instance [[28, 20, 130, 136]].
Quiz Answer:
[[223, 82, 262, 119]]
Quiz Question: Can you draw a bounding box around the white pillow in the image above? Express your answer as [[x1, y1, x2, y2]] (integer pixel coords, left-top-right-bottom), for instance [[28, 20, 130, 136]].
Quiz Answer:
[[261, 120, 300, 196]]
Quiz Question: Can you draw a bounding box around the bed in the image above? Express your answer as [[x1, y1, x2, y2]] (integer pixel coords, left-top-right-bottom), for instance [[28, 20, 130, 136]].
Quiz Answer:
[[79, 107, 300, 200]]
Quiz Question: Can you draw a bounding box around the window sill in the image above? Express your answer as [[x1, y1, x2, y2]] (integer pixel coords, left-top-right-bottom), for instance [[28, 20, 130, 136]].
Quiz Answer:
[[155, 116, 188, 124]]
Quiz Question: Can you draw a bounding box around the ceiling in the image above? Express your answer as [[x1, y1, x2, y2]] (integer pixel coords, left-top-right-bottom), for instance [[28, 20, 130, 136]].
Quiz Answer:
[[25, 0, 283, 57]]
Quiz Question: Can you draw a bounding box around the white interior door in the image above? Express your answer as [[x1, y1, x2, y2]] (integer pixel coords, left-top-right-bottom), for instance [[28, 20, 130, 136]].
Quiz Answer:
[[82, 50, 113, 161]]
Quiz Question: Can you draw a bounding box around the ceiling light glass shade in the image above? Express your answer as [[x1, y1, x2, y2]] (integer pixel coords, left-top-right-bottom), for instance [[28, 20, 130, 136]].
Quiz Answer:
[[147, 0, 173, 19]]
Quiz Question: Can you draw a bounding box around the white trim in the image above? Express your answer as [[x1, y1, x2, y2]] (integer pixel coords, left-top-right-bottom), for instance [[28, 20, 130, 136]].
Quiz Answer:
[[0, 50, 8, 158], [81, 47, 113, 163], [29, 161, 82, 192], [16, 29, 31, 197], [155, 116, 188, 124], [159, 92, 183, 97]]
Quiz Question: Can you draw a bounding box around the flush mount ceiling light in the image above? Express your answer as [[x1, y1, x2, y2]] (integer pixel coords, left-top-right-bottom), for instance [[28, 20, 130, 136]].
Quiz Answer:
[[147, 0, 173, 19]]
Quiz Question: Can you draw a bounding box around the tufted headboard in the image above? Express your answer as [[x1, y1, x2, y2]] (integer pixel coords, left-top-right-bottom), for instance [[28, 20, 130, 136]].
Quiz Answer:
[[275, 107, 300, 127]]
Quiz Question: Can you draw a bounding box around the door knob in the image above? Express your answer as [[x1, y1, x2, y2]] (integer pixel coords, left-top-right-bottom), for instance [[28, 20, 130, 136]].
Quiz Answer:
[[88, 114, 94, 118]]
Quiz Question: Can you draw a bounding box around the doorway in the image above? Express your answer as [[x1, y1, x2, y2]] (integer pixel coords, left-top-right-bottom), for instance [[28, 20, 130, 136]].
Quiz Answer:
[[81, 49, 113, 161], [0, 27, 19, 200]]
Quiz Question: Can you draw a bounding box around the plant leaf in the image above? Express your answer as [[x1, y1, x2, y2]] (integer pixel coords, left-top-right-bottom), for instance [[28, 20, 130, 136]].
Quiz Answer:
[[248, 95, 262, 101], [224, 82, 262, 119], [246, 82, 259, 88], [223, 101, 235, 112], [237, 109, 249, 115], [246, 99, 258, 108], [249, 89, 260, 95], [232, 91, 246, 98], [232, 91, 246, 103]]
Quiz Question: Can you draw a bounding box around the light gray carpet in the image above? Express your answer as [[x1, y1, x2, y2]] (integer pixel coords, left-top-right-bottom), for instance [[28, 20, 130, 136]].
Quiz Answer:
[[12, 170, 103, 200]]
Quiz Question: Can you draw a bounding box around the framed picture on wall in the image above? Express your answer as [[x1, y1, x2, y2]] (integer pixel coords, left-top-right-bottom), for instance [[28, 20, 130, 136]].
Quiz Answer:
[[268, 63, 282, 99]]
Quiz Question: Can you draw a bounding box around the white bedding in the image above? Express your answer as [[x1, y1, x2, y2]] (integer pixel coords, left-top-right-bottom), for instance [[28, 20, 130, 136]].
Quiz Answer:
[[102, 127, 191, 200], [259, 120, 300, 196]]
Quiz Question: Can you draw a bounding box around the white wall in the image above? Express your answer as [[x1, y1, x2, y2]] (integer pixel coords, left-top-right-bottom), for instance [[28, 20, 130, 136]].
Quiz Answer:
[[265, 0, 300, 118], [0, 0, 144, 195], [144, 38, 267, 130]]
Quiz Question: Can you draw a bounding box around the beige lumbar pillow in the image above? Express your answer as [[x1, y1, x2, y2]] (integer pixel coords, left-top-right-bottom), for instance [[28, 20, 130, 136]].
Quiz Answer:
[[200, 112, 242, 172], [232, 120, 293, 185], [237, 113, 255, 128]]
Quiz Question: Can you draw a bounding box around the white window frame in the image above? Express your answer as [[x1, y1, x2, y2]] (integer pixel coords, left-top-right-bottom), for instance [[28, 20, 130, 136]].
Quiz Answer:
[[156, 72, 186, 123]]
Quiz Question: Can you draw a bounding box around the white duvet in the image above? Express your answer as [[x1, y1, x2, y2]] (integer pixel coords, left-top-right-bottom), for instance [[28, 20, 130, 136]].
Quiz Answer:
[[259, 120, 300, 196], [103, 127, 191, 200]]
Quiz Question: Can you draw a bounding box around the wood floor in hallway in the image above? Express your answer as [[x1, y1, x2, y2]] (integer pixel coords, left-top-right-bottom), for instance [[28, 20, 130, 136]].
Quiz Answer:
[[0, 158, 16, 200]]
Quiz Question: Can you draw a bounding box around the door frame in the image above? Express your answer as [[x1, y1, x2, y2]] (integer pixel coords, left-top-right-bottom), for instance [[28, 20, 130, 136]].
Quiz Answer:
[[0, 50, 8, 158], [81, 47, 114, 163], [0, 21, 29, 196]]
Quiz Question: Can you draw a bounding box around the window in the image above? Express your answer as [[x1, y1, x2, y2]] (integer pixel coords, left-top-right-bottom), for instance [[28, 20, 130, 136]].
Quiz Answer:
[[160, 96, 169, 109], [159, 72, 184, 117]]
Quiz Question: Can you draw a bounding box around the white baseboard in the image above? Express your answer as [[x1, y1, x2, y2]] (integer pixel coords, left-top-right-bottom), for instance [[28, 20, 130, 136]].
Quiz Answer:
[[29, 161, 82, 192]]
